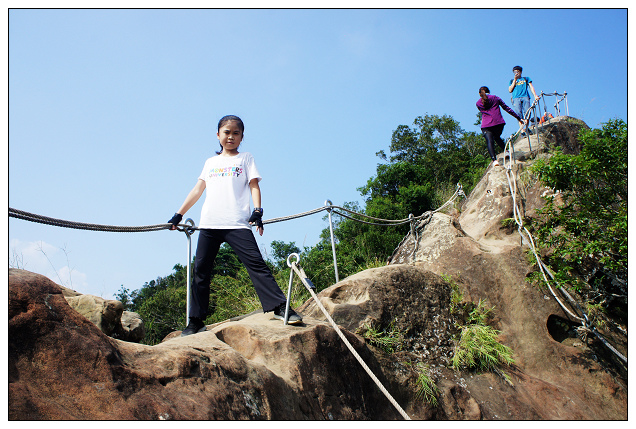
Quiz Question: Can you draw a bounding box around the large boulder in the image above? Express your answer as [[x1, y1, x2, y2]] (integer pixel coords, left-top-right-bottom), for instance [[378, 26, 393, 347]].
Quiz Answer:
[[59, 284, 144, 343], [60, 286, 123, 336], [8, 268, 422, 420], [298, 264, 457, 364]]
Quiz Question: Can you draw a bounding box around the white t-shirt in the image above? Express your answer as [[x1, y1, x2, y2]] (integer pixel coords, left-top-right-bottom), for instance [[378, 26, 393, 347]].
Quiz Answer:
[[198, 152, 261, 229]]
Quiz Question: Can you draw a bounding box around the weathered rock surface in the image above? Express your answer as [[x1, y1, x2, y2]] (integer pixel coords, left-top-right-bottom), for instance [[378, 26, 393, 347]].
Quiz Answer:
[[9, 268, 418, 420], [8, 117, 627, 420], [385, 117, 627, 419], [60, 284, 144, 343]]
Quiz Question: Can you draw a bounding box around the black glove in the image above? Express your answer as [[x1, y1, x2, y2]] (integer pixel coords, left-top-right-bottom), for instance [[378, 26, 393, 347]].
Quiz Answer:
[[168, 213, 183, 229], [248, 208, 264, 230]]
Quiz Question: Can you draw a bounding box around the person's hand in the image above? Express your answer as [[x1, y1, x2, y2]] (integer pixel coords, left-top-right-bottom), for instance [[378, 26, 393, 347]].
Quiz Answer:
[[248, 208, 264, 236], [168, 213, 183, 230]]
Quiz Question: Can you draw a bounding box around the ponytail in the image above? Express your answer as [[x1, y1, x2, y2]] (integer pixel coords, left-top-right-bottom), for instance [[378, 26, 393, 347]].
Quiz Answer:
[[479, 86, 490, 108]]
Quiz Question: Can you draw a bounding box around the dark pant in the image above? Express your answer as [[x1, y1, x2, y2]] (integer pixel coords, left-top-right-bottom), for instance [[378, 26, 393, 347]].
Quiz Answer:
[[190, 228, 287, 319], [482, 124, 506, 161]]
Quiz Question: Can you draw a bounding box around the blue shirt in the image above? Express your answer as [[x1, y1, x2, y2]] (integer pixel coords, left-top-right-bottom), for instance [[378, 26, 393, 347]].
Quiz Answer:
[[510, 76, 532, 99]]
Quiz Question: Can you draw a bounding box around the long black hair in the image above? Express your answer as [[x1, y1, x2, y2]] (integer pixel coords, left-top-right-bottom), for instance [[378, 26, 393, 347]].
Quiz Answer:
[[215, 115, 244, 155]]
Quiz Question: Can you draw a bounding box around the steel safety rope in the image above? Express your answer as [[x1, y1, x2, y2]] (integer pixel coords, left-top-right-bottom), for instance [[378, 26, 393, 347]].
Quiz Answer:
[[501, 136, 627, 364], [11, 178, 467, 235], [389, 183, 466, 262], [10, 203, 425, 233], [9, 207, 171, 233], [286, 253, 411, 420]]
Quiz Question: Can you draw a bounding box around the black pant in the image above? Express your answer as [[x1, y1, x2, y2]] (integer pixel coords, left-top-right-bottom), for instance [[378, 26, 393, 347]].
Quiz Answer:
[[482, 124, 506, 161], [190, 228, 287, 319]]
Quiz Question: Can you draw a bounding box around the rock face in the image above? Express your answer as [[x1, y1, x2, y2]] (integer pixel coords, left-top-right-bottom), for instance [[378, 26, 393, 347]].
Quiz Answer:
[[9, 269, 415, 420], [8, 117, 627, 420], [386, 118, 627, 419], [59, 284, 145, 343]]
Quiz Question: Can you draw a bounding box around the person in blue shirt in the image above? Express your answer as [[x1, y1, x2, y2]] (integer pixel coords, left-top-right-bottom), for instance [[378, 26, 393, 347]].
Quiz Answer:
[[508, 65, 539, 132]]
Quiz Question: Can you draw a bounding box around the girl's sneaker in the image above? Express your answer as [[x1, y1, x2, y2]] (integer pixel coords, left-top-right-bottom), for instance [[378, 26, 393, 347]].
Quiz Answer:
[[181, 317, 207, 336], [273, 303, 303, 325]]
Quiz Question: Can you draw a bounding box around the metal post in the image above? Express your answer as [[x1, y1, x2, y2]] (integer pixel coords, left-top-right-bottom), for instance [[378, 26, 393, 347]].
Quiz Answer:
[[324, 199, 339, 283], [180, 218, 195, 322], [284, 252, 300, 325]]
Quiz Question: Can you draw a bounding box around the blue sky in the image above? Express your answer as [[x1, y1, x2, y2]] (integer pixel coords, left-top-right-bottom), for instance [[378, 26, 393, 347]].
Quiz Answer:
[[7, 8, 628, 299]]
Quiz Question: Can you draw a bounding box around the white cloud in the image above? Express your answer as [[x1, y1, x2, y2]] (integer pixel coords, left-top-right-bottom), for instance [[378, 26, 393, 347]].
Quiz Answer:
[[9, 239, 89, 291], [47, 265, 89, 292]]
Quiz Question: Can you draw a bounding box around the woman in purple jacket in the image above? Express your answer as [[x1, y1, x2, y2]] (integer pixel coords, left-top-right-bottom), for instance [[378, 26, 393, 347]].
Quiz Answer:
[[476, 86, 526, 166]]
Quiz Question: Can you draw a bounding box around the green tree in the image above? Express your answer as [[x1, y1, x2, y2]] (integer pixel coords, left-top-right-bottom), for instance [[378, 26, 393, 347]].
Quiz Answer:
[[270, 240, 301, 269], [337, 114, 489, 262], [137, 286, 187, 344], [531, 119, 627, 316]]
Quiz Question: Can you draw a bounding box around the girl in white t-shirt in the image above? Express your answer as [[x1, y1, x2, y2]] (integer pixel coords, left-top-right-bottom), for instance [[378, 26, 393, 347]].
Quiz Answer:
[[168, 115, 302, 336]]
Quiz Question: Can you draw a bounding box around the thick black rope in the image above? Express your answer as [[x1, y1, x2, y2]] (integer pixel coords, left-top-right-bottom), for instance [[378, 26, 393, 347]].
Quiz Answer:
[[9, 208, 171, 233]]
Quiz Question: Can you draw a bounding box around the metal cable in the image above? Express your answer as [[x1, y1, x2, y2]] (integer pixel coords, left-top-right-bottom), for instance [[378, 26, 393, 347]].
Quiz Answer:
[[11, 183, 465, 234], [9, 208, 171, 233]]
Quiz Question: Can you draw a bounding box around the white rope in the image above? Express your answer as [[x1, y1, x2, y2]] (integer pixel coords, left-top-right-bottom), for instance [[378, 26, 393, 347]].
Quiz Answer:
[[502, 144, 585, 323], [501, 137, 627, 363], [287, 254, 411, 420]]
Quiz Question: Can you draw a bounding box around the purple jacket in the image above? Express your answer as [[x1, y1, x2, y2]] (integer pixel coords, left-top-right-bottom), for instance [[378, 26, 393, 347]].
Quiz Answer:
[[476, 94, 521, 128]]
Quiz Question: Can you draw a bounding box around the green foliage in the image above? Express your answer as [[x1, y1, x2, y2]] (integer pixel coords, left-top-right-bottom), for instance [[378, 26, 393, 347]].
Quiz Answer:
[[415, 363, 440, 406], [115, 285, 136, 311], [467, 299, 493, 325], [357, 322, 404, 353], [452, 324, 515, 373], [137, 286, 187, 345], [530, 119, 627, 308], [311, 114, 490, 269], [441, 273, 464, 314], [500, 218, 517, 229], [207, 270, 262, 324], [123, 258, 265, 345], [452, 299, 515, 378], [269, 240, 301, 270]]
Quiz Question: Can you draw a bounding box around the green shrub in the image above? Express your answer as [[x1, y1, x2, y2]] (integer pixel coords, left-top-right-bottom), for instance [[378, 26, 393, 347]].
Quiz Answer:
[[530, 119, 627, 306], [415, 363, 440, 406], [357, 322, 404, 353], [452, 324, 515, 372]]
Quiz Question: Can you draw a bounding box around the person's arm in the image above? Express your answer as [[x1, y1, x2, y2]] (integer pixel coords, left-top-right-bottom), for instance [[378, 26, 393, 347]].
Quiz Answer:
[[508, 77, 517, 93], [249, 178, 264, 235], [177, 179, 206, 215], [529, 81, 539, 99], [168, 179, 206, 230], [499, 98, 526, 126]]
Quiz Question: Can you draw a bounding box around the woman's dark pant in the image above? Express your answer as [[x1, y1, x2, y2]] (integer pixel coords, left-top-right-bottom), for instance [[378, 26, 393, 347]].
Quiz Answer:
[[482, 123, 506, 160], [189, 228, 287, 319]]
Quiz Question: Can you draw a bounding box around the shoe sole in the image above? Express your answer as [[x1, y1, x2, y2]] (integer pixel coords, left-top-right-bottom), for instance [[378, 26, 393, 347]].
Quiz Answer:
[[180, 326, 207, 337], [273, 314, 303, 325]]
